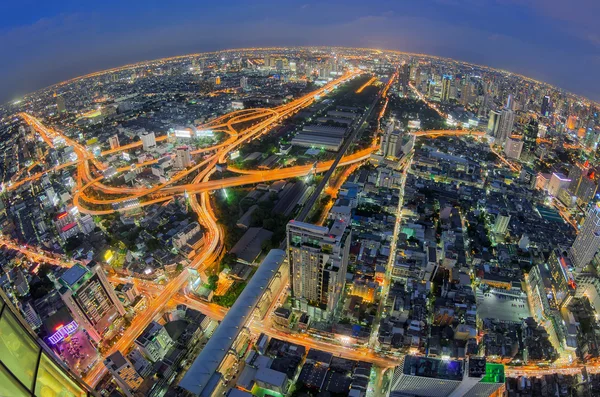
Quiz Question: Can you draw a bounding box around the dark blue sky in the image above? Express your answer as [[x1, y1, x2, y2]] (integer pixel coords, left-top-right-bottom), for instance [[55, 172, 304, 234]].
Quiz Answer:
[[1, 0, 599, 103]]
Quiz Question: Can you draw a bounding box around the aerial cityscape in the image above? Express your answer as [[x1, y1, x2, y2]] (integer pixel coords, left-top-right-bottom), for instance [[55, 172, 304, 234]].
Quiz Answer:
[[3, 44, 600, 397]]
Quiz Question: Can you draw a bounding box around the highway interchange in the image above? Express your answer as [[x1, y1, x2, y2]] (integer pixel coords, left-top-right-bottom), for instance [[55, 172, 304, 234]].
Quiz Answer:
[[5, 67, 585, 391]]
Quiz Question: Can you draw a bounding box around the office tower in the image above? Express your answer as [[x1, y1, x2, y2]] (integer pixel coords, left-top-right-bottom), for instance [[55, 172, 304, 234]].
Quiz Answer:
[[400, 63, 410, 95], [495, 108, 515, 143], [240, 76, 248, 89], [506, 94, 514, 110], [541, 95, 551, 117], [56, 95, 66, 113], [58, 262, 126, 342], [214, 76, 221, 85], [487, 110, 500, 136], [571, 162, 594, 194], [381, 129, 401, 158], [135, 321, 174, 362], [104, 351, 144, 397], [174, 146, 192, 169], [548, 172, 571, 196], [547, 250, 576, 309], [108, 135, 120, 150], [140, 131, 156, 151], [287, 220, 351, 319], [0, 289, 93, 397], [441, 75, 452, 102], [128, 348, 153, 377], [570, 204, 600, 270], [493, 213, 511, 235], [387, 355, 504, 397], [504, 137, 523, 160], [522, 119, 538, 155], [576, 175, 597, 205]]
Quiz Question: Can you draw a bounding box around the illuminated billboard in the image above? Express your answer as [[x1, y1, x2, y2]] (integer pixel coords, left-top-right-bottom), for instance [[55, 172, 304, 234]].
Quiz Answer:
[[174, 129, 192, 138], [48, 321, 78, 345]]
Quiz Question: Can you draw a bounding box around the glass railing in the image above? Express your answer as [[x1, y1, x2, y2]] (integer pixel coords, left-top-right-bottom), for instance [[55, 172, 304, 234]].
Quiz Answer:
[[0, 290, 95, 397]]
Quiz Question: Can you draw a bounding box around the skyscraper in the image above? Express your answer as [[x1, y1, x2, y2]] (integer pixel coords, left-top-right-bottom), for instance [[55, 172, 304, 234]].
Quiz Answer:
[[174, 146, 192, 169], [504, 136, 523, 160], [400, 63, 410, 95], [58, 262, 126, 342], [0, 289, 93, 397], [109, 135, 120, 150], [287, 220, 351, 319], [104, 351, 143, 397], [487, 110, 500, 137], [134, 321, 174, 362], [240, 76, 248, 90], [441, 75, 452, 102], [541, 95, 551, 117], [140, 131, 156, 151], [56, 95, 66, 113], [570, 204, 600, 270], [495, 109, 515, 143], [522, 119, 538, 155]]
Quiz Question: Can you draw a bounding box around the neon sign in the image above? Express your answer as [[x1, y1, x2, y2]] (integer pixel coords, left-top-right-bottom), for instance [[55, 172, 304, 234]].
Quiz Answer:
[[48, 321, 78, 345]]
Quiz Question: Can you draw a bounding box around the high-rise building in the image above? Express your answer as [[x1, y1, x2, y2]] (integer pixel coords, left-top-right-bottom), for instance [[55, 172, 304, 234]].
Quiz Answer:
[[174, 146, 192, 169], [400, 63, 410, 95], [58, 262, 126, 342], [0, 289, 94, 397], [570, 204, 600, 270], [135, 321, 174, 362], [441, 75, 452, 102], [487, 110, 500, 137], [541, 95, 551, 117], [504, 136, 523, 160], [493, 212, 511, 235], [104, 351, 143, 397], [240, 76, 248, 90], [522, 119, 538, 155], [548, 172, 571, 197], [56, 95, 66, 113], [387, 355, 504, 397], [495, 109, 515, 143], [576, 175, 597, 205], [287, 220, 351, 318], [140, 131, 156, 151], [381, 129, 402, 158], [108, 135, 119, 150], [568, 162, 589, 194], [547, 249, 576, 309]]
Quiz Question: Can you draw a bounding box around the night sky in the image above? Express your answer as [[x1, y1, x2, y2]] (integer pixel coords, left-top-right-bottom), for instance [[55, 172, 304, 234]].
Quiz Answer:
[[2, 0, 599, 103]]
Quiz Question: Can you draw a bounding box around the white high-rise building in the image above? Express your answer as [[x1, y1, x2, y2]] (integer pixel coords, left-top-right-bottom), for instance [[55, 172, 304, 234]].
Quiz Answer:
[[58, 262, 126, 342], [287, 220, 351, 318], [495, 109, 515, 143], [570, 204, 600, 270], [504, 137, 523, 160], [174, 146, 192, 169], [135, 321, 174, 362], [104, 351, 144, 397], [240, 76, 248, 89], [381, 130, 401, 158], [493, 213, 511, 235], [487, 110, 500, 137], [140, 131, 156, 151], [109, 135, 120, 150], [548, 172, 571, 197]]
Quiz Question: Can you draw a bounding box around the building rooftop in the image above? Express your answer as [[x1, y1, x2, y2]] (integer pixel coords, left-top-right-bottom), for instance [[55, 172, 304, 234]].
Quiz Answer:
[[59, 264, 89, 287], [179, 249, 286, 396]]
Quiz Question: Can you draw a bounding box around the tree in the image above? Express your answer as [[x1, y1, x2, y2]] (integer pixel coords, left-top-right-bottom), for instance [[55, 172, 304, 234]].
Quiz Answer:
[[207, 275, 219, 291]]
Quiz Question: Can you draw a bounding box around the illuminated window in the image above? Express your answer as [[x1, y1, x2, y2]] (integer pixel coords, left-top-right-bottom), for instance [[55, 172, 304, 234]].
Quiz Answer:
[[0, 309, 40, 390], [35, 353, 86, 397], [0, 367, 29, 397]]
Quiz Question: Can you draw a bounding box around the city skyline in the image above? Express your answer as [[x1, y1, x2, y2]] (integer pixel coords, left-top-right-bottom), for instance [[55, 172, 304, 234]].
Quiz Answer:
[[2, 0, 600, 103], [3, 45, 600, 397]]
